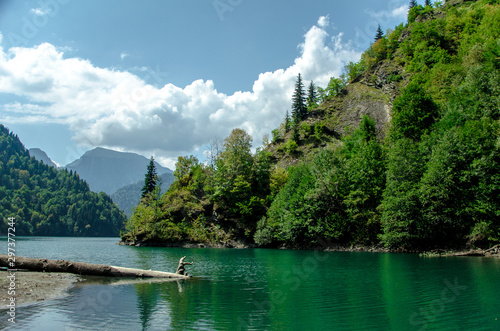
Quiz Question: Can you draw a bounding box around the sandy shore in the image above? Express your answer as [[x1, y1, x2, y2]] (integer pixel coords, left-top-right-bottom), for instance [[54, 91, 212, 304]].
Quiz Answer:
[[0, 271, 81, 309]]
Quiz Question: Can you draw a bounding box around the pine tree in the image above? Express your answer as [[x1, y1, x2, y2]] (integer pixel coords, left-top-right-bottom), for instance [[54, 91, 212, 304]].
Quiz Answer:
[[307, 81, 318, 109], [424, 0, 432, 7], [141, 156, 158, 199], [375, 25, 384, 41], [285, 110, 291, 133], [292, 73, 307, 122], [410, 0, 418, 8]]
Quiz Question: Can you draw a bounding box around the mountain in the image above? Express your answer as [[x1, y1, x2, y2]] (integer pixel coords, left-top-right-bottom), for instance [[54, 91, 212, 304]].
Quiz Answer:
[[29, 148, 58, 168], [111, 172, 175, 217], [121, 0, 500, 251], [0, 125, 127, 236], [65, 147, 173, 195]]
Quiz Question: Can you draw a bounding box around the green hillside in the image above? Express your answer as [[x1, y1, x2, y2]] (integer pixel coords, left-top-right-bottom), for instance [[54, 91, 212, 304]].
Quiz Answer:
[[0, 125, 127, 236], [122, 0, 500, 251]]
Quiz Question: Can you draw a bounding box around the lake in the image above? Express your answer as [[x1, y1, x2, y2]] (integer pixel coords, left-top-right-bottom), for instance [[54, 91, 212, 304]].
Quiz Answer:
[[1, 237, 499, 330]]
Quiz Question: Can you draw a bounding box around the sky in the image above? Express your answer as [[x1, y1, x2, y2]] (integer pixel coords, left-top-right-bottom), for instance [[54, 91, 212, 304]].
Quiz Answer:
[[0, 0, 409, 169]]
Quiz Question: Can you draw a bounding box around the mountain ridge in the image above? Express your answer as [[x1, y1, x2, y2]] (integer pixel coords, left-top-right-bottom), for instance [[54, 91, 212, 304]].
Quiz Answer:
[[28, 148, 58, 168], [65, 147, 172, 196]]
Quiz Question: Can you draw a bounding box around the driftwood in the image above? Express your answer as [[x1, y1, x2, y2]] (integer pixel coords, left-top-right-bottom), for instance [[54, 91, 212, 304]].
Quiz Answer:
[[484, 244, 500, 254], [437, 244, 500, 257], [175, 256, 193, 275], [0, 255, 191, 279]]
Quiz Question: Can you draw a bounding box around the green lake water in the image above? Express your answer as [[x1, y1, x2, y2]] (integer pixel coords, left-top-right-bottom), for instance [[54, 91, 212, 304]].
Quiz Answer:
[[1, 237, 499, 330]]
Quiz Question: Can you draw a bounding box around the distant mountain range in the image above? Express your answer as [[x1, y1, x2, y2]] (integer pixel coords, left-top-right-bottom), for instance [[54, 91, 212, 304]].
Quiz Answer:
[[29, 148, 58, 168], [65, 147, 173, 196], [28, 146, 175, 216], [111, 172, 175, 217]]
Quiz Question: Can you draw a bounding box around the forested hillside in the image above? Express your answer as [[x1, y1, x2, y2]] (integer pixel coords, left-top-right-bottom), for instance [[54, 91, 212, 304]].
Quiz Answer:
[[121, 0, 500, 251], [0, 125, 127, 236]]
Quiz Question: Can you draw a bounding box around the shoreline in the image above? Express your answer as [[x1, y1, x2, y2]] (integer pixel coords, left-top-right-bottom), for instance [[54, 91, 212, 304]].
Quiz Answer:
[[0, 271, 81, 309]]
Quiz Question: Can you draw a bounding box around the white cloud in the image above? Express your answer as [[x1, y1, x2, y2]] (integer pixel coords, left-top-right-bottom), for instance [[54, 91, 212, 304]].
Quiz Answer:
[[391, 5, 409, 20], [0, 19, 361, 166], [120, 52, 129, 60], [366, 1, 408, 23], [317, 15, 329, 28]]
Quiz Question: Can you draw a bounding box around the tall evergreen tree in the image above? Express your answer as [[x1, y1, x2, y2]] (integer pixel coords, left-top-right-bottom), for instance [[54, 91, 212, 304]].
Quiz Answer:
[[375, 24, 384, 41], [292, 73, 307, 122], [307, 81, 318, 109], [409, 0, 418, 8], [424, 0, 432, 7], [141, 156, 158, 199]]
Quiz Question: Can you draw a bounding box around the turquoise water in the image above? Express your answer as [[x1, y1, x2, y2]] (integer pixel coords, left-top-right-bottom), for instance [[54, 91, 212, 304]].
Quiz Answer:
[[1, 237, 499, 330]]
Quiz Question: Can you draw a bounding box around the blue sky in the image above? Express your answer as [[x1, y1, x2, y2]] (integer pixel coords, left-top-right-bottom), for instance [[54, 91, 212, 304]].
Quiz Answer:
[[0, 0, 408, 168]]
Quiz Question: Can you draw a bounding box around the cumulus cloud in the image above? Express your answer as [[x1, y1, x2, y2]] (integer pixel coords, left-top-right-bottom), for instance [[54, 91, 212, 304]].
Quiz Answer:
[[317, 15, 329, 28], [0, 20, 361, 167]]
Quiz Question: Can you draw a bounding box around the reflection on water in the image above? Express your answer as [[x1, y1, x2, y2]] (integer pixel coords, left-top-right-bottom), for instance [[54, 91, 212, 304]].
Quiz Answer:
[[1, 237, 499, 330]]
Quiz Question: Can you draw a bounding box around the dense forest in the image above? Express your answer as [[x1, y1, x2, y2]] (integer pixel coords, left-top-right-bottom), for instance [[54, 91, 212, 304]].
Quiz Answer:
[[0, 125, 127, 236], [122, 0, 500, 251]]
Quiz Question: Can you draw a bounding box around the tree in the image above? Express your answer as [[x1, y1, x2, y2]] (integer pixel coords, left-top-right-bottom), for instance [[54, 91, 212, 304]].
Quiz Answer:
[[307, 81, 318, 109], [217, 128, 253, 180], [375, 25, 384, 41], [141, 156, 158, 200], [292, 73, 307, 122], [424, 0, 432, 7], [410, 0, 418, 8], [342, 116, 386, 244], [390, 82, 438, 142], [380, 138, 426, 249], [284, 110, 291, 133], [213, 128, 262, 237], [173, 155, 200, 187]]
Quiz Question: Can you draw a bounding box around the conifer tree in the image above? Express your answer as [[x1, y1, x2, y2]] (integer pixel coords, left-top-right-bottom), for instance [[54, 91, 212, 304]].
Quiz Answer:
[[410, 0, 418, 8], [375, 25, 384, 41], [285, 110, 291, 133], [141, 156, 158, 199], [307, 81, 318, 109], [292, 73, 307, 122], [424, 0, 432, 7]]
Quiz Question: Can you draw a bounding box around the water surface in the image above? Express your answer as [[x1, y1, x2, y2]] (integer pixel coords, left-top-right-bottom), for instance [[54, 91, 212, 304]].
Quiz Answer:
[[1, 237, 499, 330]]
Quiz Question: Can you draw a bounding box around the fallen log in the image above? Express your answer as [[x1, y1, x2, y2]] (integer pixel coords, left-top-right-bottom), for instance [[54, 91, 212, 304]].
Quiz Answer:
[[0, 255, 191, 279], [484, 244, 500, 254]]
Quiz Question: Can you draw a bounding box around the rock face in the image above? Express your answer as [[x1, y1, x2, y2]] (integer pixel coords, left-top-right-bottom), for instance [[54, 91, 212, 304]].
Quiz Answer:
[[65, 147, 173, 195], [316, 83, 392, 140]]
